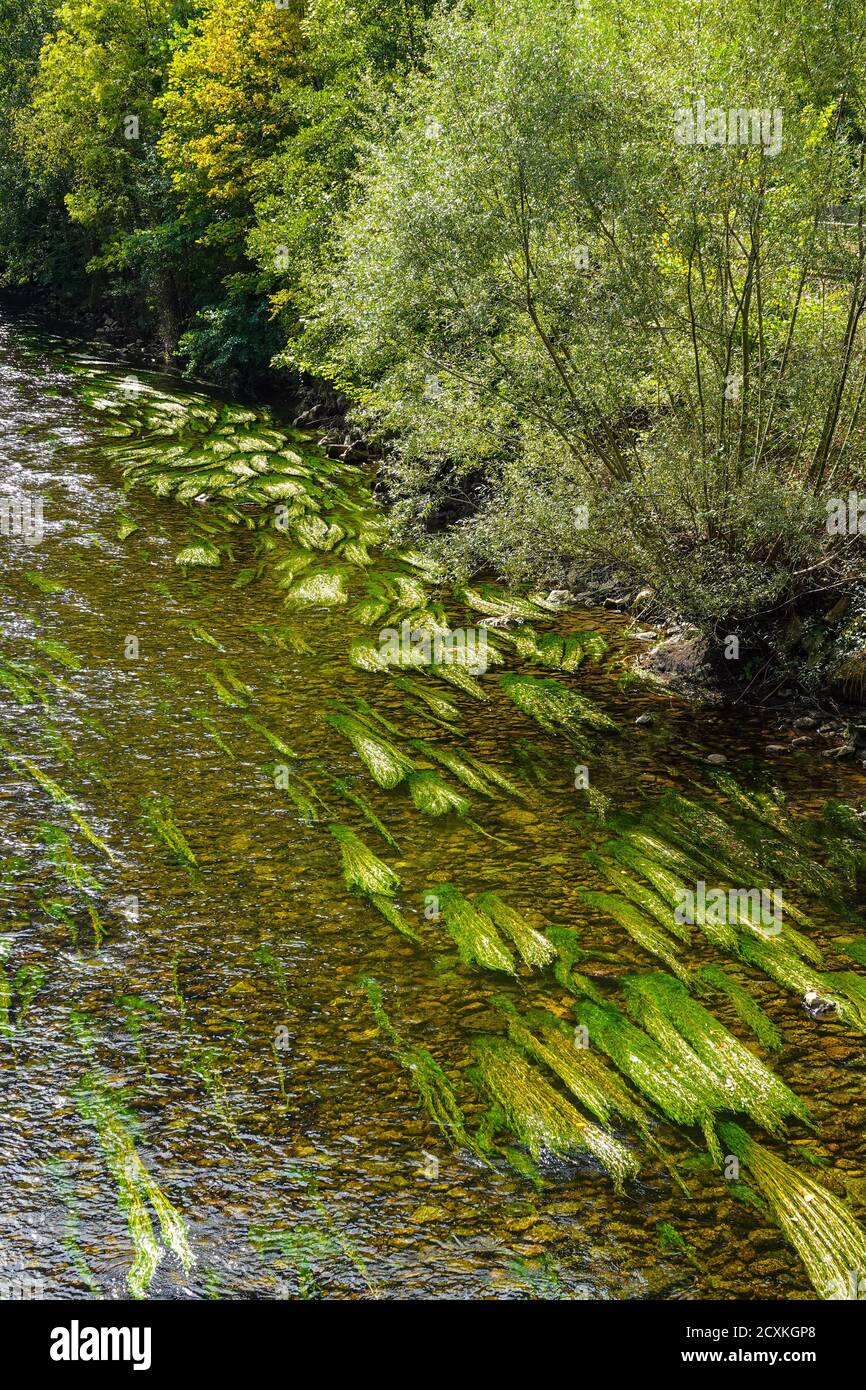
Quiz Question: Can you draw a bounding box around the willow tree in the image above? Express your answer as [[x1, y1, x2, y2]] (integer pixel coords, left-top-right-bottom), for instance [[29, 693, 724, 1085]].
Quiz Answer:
[[294, 0, 866, 636]]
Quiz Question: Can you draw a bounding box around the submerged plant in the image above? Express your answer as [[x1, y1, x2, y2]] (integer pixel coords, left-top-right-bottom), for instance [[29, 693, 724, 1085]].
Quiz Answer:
[[191, 706, 235, 758], [500, 673, 618, 736], [582, 890, 690, 981], [407, 771, 470, 818], [331, 778, 399, 849], [366, 892, 421, 942], [474, 892, 555, 967], [140, 794, 198, 869], [408, 739, 498, 796], [327, 714, 414, 789], [576, 998, 725, 1157], [392, 676, 461, 723], [39, 823, 100, 894], [470, 1036, 639, 1191], [0, 741, 114, 858], [696, 964, 783, 1052], [495, 999, 653, 1136], [330, 824, 399, 896], [429, 882, 516, 974], [364, 978, 480, 1155], [46, 1158, 101, 1296], [740, 936, 866, 1032], [76, 1075, 193, 1299], [622, 974, 810, 1136], [241, 715, 296, 758], [719, 1122, 866, 1300]]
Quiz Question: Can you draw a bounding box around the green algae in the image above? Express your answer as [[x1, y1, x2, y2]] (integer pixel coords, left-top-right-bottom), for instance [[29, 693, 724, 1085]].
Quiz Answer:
[[428, 882, 516, 975], [474, 892, 555, 967], [719, 1122, 866, 1300], [364, 978, 480, 1154], [696, 964, 783, 1051], [140, 794, 198, 869], [470, 1035, 639, 1190]]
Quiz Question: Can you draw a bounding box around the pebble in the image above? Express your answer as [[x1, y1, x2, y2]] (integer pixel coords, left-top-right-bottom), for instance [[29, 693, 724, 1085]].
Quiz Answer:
[[707, 753, 727, 764], [765, 744, 786, 754], [635, 713, 654, 726]]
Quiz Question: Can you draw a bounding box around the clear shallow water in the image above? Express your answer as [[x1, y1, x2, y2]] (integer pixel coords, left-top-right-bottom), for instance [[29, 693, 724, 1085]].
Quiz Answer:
[[1, 315, 866, 1301]]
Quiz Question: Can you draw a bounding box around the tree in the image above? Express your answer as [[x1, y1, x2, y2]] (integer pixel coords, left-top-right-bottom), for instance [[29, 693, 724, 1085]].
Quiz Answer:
[[293, 0, 866, 638], [20, 0, 196, 356]]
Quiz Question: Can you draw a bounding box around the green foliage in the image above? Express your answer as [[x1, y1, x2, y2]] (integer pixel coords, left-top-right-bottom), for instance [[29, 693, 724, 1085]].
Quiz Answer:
[[289, 0, 866, 653]]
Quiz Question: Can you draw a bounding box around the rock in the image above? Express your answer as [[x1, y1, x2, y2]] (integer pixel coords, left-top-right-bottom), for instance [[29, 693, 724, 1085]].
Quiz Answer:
[[634, 587, 654, 603], [482, 614, 522, 629], [634, 713, 654, 726], [791, 736, 811, 748], [634, 630, 656, 641], [793, 715, 816, 729], [765, 744, 786, 754], [804, 990, 837, 1018], [707, 753, 727, 764], [545, 589, 574, 607], [829, 743, 857, 760], [641, 633, 711, 688], [603, 597, 622, 609]]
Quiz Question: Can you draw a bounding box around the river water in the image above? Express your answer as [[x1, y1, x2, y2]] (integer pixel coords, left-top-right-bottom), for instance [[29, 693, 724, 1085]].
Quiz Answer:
[[2, 314, 865, 1301]]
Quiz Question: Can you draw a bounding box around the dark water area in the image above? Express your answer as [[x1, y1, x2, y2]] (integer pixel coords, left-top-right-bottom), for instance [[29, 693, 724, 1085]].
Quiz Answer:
[[2, 315, 865, 1302]]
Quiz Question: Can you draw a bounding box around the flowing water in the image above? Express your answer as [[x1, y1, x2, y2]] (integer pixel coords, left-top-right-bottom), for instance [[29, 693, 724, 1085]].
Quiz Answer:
[[2, 314, 866, 1302]]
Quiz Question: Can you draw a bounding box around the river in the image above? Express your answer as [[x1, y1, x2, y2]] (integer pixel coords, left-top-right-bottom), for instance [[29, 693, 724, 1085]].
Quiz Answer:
[[2, 314, 866, 1301]]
